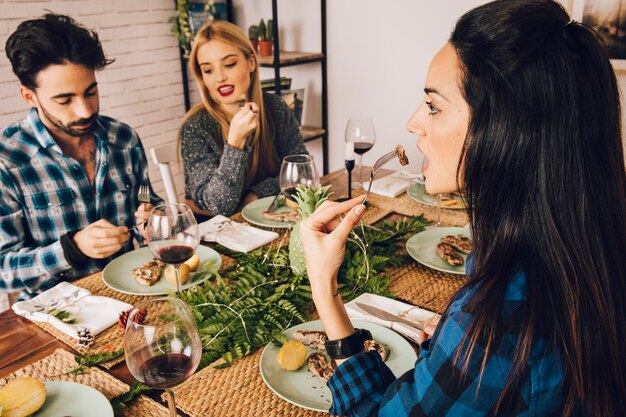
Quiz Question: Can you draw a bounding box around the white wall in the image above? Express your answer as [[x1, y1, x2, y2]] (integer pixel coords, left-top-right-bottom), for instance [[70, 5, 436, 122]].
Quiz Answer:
[[1, 0, 624, 199]]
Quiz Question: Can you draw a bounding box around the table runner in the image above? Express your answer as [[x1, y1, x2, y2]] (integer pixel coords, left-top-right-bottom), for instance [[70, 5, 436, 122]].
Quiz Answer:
[[0, 348, 173, 417]]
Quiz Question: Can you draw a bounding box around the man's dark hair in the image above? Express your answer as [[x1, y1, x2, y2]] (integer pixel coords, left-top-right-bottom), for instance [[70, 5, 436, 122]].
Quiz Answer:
[[5, 13, 114, 89]]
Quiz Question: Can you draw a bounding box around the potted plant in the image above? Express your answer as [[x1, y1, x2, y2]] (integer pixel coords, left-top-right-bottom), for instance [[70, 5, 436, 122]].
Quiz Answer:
[[248, 24, 259, 53], [258, 18, 274, 57]]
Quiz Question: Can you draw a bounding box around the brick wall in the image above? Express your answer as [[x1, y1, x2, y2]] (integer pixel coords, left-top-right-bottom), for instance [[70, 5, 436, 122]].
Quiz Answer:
[[0, 0, 194, 201]]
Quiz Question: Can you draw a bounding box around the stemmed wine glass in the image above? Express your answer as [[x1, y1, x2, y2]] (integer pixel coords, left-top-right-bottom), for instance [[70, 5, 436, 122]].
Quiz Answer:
[[147, 203, 200, 294], [417, 157, 443, 227], [279, 154, 320, 205], [345, 117, 376, 189], [124, 297, 202, 417]]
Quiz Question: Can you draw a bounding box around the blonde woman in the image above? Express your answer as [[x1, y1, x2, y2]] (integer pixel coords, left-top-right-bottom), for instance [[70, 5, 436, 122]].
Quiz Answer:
[[180, 20, 307, 216]]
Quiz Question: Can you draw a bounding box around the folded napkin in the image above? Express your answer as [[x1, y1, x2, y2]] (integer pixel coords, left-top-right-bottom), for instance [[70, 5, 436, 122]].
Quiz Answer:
[[345, 292, 440, 344], [363, 171, 412, 198], [12, 282, 132, 339], [198, 215, 279, 253]]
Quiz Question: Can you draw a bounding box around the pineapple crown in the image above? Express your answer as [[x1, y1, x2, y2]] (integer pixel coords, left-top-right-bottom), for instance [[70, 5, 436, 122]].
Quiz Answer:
[[293, 184, 333, 218]]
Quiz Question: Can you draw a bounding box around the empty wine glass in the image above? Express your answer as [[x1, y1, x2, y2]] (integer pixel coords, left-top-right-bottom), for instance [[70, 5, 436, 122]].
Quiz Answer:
[[147, 203, 200, 295], [124, 297, 202, 417], [345, 117, 376, 189], [279, 154, 319, 204], [418, 157, 442, 227]]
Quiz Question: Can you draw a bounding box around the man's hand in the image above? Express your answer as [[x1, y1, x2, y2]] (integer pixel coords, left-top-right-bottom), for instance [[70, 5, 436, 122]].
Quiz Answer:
[[73, 219, 130, 258], [300, 197, 366, 298], [227, 102, 259, 149], [134, 203, 153, 240]]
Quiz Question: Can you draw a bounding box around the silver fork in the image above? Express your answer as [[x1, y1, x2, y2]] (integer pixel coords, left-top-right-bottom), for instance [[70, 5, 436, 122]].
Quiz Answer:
[[361, 150, 399, 205], [133, 184, 151, 246]]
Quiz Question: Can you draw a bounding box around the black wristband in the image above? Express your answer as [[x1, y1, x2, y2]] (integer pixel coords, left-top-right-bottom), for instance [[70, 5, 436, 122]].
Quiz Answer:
[[324, 328, 373, 360], [60, 230, 91, 267]]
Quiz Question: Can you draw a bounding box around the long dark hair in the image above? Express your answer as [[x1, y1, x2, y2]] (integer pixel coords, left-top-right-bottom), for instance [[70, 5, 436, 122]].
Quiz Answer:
[[450, 0, 626, 415], [5, 13, 113, 89]]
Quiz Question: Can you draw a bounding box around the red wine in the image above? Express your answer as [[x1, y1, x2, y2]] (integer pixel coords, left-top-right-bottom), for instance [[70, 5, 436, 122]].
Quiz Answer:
[[354, 142, 373, 155], [158, 244, 194, 264], [139, 353, 195, 388], [282, 186, 299, 201]]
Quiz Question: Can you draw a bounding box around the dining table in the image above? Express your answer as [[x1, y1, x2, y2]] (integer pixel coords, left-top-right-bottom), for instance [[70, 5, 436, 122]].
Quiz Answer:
[[0, 167, 470, 417]]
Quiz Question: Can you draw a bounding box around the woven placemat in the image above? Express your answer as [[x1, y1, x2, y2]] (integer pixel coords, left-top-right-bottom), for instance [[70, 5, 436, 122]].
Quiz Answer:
[[389, 261, 466, 314], [0, 348, 173, 417], [169, 349, 325, 417], [366, 192, 469, 227]]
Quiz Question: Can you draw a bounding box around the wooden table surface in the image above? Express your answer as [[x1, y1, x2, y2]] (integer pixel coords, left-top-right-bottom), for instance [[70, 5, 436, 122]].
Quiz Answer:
[[0, 167, 386, 384]]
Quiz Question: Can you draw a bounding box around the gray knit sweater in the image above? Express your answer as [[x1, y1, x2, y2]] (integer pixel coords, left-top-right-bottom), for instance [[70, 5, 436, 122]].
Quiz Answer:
[[180, 93, 308, 216]]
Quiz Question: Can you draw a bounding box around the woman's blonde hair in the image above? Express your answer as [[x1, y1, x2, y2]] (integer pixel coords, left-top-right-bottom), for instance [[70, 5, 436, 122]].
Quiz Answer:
[[181, 20, 277, 188]]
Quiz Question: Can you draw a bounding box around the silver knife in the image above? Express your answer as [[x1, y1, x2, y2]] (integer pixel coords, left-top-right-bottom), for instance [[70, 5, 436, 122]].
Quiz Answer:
[[266, 192, 282, 213], [355, 302, 424, 330]]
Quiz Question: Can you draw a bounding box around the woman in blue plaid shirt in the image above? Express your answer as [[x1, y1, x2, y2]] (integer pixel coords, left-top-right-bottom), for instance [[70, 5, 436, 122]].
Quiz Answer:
[[300, 0, 626, 416]]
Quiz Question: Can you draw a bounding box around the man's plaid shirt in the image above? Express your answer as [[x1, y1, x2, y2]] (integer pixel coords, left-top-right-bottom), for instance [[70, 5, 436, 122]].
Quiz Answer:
[[328, 267, 571, 416], [0, 108, 152, 299]]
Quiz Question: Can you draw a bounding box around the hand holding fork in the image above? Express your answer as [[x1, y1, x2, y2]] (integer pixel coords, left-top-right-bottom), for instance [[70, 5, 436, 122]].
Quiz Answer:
[[131, 184, 151, 246]]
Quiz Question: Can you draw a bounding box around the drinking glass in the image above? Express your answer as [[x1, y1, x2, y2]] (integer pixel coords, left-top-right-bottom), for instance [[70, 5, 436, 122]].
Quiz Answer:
[[417, 157, 442, 227], [279, 154, 320, 204], [147, 203, 199, 294], [345, 117, 376, 188], [124, 297, 202, 417]]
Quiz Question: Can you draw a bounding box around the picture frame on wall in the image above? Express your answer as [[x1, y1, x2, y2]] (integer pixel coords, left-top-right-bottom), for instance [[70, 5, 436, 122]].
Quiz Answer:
[[571, 0, 626, 71]]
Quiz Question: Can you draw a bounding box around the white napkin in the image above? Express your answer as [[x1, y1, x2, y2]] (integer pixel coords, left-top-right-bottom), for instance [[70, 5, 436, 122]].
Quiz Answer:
[[345, 292, 440, 344], [363, 171, 412, 198], [12, 282, 131, 339], [198, 215, 279, 253]]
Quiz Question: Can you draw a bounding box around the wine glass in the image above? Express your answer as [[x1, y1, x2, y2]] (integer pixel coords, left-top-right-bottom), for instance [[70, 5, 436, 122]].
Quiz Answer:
[[147, 203, 200, 295], [345, 117, 376, 189], [417, 157, 442, 228], [279, 154, 319, 205], [124, 297, 202, 417]]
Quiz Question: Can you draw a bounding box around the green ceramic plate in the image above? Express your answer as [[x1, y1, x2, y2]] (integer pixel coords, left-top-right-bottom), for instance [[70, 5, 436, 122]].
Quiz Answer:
[[102, 245, 221, 296], [406, 226, 472, 275], [259, 319, 417, 413], [241, 196, 297, 229], [407, 183, 466, 209], [32, 381, 113, 417]]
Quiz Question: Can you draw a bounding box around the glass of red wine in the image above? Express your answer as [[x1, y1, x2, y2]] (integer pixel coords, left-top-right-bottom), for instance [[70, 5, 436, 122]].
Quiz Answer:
[[279, 154, 319, 205], [124, 297, 202, 417], [146, 203, 199, 295], [345, 117, 376, 189]]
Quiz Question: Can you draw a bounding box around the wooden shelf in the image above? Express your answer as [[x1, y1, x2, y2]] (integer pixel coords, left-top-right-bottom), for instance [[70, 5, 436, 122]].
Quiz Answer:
[[257, 51, 323, 67], [301, 126, 325, 142]]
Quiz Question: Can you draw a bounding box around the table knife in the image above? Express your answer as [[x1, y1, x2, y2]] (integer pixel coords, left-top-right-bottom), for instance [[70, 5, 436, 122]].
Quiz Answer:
[[266, 192, 282, 213], [355, 302, 424, 331]]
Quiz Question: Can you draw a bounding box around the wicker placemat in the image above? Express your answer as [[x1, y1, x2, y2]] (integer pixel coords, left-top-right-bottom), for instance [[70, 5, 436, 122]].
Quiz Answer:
[[389, 261, 466, 314], [169, 349, 325, 417], [366, 192, 469, 226], [0, 348, 173, 417]]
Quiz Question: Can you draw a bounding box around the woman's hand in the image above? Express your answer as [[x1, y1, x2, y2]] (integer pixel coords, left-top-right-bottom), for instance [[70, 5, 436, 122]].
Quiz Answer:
[[300, 196, 366, 298], [227, 102, 259, 149]]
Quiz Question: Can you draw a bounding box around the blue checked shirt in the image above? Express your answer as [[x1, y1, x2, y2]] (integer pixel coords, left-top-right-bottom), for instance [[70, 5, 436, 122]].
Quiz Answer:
[[328, 268, 572, 416], [0, 108, 155, 299]]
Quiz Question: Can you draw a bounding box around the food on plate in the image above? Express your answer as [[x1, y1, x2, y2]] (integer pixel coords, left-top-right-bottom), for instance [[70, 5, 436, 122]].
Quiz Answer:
[[439, 199, 464, 208], [0, 377, 47, 417], [436, 242, 465, 266], [307, 352, 335, 381], [364, 340, 389, 361], [276, 341, 307, 371], [184, 253, 200, 271], [262, 210, 300, 222], [440, 234, 472, 254], [292, 329, 328, 350], [164, 263, 191, 286], [395, 145, 409, 166], [131, 258, 165, 286]]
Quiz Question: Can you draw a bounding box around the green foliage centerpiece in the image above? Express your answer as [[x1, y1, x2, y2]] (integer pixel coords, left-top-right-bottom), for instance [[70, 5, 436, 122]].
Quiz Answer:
[[288, 184, 333, 276]]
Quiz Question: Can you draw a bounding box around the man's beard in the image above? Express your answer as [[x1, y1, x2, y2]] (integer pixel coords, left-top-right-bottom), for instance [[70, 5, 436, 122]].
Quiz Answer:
[[39, 103, 98, 138]]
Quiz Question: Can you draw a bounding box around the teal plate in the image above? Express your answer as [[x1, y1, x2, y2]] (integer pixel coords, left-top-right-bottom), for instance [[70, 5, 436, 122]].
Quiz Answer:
[[259, 320, 417, 413], [241, 196, 297, 229], [406, 226, 471, 275], [407, 183, 465, 209], [102, 245, 221, 296], [33, 381, 113, 417]]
